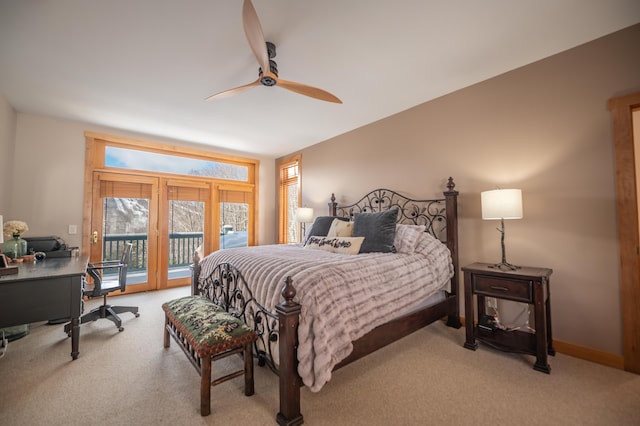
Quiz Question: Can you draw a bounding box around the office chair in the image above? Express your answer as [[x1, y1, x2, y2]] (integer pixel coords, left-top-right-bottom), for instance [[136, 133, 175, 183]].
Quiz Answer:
[[65, 242, 139, 334]]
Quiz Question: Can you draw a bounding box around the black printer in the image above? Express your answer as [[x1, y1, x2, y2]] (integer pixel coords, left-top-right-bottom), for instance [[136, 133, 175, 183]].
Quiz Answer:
[[23, 236, 72, 258]]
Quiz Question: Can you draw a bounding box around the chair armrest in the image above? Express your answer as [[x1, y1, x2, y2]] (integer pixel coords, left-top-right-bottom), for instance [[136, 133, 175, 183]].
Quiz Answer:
[[88, 263, 124, 271], [88, 260, 122, 267]]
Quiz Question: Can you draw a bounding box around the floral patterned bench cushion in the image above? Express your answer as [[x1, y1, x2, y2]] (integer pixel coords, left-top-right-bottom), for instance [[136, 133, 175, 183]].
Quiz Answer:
[[162, 295, 257, 358]]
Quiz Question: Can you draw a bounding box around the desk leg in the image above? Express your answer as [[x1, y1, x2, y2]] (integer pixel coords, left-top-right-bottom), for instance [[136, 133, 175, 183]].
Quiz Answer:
[[70, 317, 80, 360]]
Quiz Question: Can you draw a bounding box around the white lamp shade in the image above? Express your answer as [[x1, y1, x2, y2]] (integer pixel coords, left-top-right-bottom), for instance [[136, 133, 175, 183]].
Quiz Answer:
[[295, 207, 314, 223], [481, 189, 523, 220]]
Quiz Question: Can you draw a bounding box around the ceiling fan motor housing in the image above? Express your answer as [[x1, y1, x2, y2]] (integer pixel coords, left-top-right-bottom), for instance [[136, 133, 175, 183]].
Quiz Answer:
[[266, 41, 276, 58], [259, 59, 278, 86]]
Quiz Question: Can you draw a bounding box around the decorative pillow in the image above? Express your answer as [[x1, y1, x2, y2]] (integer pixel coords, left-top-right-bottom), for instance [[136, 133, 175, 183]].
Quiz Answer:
[[352, 208, 399, 253], [326, 218, 354, 238], [394, 224, 427, 254], [305, 216, 349, 242], [162, 296, 257, 357], [304, 236, 364, 255]]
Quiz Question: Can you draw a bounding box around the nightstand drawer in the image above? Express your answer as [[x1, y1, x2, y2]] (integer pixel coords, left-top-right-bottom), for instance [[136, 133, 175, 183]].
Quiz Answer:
[[473, 275, 532, 303]]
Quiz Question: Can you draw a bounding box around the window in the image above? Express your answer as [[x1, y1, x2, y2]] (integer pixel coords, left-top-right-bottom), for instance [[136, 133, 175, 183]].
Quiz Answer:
[[105, 146, 249, 181], [278, 155, 301, 244], [84, 132, 259, 291]]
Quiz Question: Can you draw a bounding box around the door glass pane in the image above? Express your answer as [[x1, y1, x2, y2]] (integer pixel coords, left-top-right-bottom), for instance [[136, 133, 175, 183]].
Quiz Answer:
[[168, 200, 204, 279], [103, 197, 149, 285], [220, 202, 248, 249]]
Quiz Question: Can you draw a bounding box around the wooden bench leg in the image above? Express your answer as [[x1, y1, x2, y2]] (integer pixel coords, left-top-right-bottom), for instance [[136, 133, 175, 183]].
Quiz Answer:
[[244, 342, 254, 396], [201, 355, 212, 416], [163, 315, 170, 348]]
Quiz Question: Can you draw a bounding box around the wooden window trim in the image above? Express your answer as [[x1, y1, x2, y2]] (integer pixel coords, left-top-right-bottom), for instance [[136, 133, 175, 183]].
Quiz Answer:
[[277, 154, 301, 244]]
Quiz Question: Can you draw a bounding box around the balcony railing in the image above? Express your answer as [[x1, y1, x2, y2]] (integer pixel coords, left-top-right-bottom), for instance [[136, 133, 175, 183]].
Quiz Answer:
[[104, 232, 203, 271]]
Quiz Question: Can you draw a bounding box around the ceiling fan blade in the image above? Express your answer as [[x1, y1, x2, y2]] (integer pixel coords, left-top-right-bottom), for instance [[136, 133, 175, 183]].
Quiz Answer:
[[204, 78, 261, 101], [277, 78, 343, 104], [242, 0, 271, 77]]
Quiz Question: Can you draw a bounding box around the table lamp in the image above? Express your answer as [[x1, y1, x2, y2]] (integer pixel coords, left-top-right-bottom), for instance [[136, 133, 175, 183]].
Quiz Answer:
[[481, 188, 523, 270], [295, 207, 314, 242]]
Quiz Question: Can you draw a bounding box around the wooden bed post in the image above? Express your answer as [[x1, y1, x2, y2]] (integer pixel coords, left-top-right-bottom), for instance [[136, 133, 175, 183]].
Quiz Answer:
[[444, 177, 461, 328], [275, 276, 303, 426], [191, 252, 201, 296]]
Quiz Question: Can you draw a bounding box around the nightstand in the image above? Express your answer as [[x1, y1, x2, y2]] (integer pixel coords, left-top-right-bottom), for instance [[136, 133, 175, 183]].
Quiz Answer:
[[462, 262, 554, 373]]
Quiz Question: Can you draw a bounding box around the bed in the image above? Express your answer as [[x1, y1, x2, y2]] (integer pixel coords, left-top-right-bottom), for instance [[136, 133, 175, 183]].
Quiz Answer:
[[191, 177, 460, 425]]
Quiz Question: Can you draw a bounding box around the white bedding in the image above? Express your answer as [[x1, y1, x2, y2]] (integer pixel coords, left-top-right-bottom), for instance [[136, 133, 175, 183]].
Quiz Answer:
[[198, 232, 453, 392]]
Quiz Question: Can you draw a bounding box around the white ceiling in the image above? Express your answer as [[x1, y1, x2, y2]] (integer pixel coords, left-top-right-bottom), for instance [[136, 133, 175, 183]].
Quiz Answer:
[[1, 1, 639, 158]]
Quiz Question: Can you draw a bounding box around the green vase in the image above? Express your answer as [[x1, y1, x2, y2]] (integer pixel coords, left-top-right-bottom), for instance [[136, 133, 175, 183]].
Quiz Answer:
[[0, 324, 30, 341], [3, 234, 27, 259]]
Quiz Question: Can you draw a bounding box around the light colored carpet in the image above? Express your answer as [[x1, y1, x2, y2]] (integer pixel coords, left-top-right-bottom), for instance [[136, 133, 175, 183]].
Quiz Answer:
[[1, 287, 639, 425]]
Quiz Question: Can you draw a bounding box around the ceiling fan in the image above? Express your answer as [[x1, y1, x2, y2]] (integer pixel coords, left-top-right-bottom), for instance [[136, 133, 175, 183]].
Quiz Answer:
[[205, 0, 342, 104]]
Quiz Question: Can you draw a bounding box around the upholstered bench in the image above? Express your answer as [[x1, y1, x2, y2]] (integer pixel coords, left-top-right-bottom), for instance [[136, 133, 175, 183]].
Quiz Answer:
[[162, 295, 258, 416]]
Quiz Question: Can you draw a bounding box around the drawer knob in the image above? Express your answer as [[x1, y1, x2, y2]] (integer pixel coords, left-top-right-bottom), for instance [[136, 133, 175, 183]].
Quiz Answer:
[[490, 285, 509, 292]]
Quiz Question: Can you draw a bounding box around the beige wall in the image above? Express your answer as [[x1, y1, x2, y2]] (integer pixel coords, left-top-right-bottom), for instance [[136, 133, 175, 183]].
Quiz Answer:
[[288, 24, 640, 355], [0, 94, 16, 209], [5, 113, 276, 250]]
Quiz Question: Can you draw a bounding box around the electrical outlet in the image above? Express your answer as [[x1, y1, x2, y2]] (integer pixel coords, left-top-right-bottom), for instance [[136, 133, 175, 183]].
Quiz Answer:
[[68, 225, 77, 235]]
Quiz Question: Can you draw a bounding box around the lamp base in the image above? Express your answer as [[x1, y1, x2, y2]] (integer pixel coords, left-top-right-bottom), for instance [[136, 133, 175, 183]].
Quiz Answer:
[[488, 261, 520, 271], [490, 218, 520, 271]]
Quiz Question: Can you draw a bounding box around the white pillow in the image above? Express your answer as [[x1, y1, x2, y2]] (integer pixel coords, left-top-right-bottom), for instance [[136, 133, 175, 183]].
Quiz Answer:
[[303, 236, 364, 255], [326, 218, 354, 238], [394, 224, 426, 253]]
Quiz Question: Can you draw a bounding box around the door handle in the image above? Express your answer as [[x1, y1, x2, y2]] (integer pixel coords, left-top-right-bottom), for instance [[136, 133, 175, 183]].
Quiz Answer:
[[92, 231, 98, 244]]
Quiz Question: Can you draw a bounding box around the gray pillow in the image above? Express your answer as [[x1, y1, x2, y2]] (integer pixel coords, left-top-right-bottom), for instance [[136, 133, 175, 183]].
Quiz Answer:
[[352, 208, 399, 253], [306, 216, 349, 241]]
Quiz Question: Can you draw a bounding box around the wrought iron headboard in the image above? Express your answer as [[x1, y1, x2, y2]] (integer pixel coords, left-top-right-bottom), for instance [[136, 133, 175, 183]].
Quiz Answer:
[[329, 177, 458, 245]]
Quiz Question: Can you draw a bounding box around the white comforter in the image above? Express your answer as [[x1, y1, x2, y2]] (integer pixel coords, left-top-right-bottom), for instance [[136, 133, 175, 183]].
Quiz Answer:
[[198, 233, 453, 391]]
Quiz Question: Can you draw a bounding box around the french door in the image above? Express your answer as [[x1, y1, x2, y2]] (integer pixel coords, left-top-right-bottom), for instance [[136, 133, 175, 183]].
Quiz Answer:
[[218, 185, 252, 249], [90, 172, 158, 293], [161, 178, 210, 288], [90, 172, 215, 292]]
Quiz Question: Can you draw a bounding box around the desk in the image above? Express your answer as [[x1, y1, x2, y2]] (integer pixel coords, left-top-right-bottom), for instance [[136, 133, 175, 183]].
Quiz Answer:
[[0, 256, 87, 360]]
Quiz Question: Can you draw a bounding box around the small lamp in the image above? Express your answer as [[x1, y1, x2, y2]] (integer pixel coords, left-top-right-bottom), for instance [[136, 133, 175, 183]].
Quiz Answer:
[[481, 188, 523, 270], [295, 207, 314, 242]]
